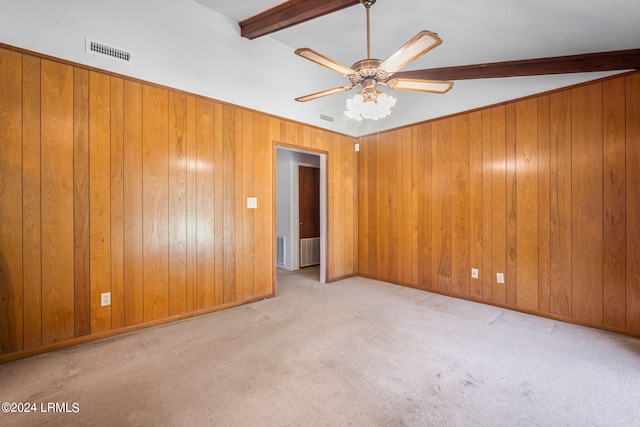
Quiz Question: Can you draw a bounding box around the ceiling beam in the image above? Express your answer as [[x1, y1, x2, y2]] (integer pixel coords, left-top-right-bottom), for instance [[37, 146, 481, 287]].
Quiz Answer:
[[240, 0, 360, 40], [392, 49, 640, 81]]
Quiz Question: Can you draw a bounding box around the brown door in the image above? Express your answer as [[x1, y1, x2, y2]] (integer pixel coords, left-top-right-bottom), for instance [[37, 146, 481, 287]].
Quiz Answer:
[[299, 166, 320, 239]]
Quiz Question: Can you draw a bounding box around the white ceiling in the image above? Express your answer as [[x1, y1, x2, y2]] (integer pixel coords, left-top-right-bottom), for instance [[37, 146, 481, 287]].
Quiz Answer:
[[0, 0, 637, 136], [194, 0, 640, 135]]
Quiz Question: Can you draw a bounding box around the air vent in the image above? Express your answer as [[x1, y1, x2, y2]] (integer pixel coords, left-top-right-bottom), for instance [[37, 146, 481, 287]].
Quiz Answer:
[[319, 113, 334, 123], [85, 37, 132, 64]]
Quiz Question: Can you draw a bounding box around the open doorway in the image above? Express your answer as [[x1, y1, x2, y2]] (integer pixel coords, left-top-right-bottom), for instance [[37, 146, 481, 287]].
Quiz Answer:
[[275, 146, 326, 286]]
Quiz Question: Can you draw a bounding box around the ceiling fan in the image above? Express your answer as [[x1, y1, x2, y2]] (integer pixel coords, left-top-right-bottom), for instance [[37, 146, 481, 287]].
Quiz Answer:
[[293, 0, 453, 119], [242, 0, 640, 112]]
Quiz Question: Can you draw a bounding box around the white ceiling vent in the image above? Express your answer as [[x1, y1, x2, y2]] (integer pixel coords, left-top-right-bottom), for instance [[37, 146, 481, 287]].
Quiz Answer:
[[319, 113, 334, 123], [85, 37, 132, 64]]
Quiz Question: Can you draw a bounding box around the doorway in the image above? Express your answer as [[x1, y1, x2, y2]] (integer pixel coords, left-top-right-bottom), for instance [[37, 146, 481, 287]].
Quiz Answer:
[[298, 165, 320, 267], [275, 147, 326, 284]]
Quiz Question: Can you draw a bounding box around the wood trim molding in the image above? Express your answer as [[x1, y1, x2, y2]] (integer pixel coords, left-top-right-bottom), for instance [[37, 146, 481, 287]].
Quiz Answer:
[[393, 49, 640, 81], [0, 294, 275, 364], [240, 0, 360, 40]]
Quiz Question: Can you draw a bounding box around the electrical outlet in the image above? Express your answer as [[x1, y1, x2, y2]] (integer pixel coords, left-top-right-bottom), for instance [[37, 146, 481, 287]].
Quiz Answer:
[[496, 273, 505, 284], [247, 197, 258, 209], [471, 268, 479, 279], [101, 292, 111, 307]]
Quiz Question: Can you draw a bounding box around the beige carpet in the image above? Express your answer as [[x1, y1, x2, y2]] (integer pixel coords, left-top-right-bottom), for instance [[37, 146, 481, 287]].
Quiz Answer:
[[1, 267, 639, 426]]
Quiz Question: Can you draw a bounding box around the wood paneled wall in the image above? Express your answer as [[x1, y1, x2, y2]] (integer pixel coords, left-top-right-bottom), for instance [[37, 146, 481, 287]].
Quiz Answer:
[[358, 71, 640, 336], [0, 46, 357, 360]]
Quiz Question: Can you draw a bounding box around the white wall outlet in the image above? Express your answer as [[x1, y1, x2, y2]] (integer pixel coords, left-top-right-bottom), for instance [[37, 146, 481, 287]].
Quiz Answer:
[[471, 268, 479, 279], [354, 143, 360, 152], [247, 197, 258, 209], [496, 273, 505, 284], [101, 292, 111, 307]]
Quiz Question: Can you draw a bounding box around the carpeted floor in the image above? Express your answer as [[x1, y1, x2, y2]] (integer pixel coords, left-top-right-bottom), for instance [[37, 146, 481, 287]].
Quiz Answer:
[[1, 267, 639, 426]]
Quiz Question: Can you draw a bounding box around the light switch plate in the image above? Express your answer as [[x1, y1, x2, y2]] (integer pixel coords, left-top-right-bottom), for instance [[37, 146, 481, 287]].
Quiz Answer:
[[247, 197, 257, 209], [496, 273, 505, 284], [471, 268, 479, 279], [101, 292, 111, 307]]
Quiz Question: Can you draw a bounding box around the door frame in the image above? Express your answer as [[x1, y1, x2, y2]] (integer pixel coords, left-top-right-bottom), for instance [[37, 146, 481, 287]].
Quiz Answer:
[[274, 143, 328, 285]]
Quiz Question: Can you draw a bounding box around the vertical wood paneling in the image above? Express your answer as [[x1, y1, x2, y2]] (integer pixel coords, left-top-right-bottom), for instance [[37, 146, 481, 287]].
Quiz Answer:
[[451, 115, 470, 296], [222, 104, 236, 303], [22, 54, 42, 349], [5, 44, 640, 361], [377, 133, 390, 279], [1, 47, 362, 361], [123, 80, 144, 326], [469, 112, 483, 298], [549, 91, 572, 317], [388, 131, 398, 282], [185, 96, 197, 312], [505, 104, 517, 307], [481, 110, 492, 299], [89, 71, 112, 333], [515, 98, 539, 311], [168, 91, 188, 316], [234, 109, 244, 301], [354, 72, 638, 338], [399, 129, 412, 284], [253, 113, 271, 295], [41, 60, 74, 344], [346, 134, 356, 276], [358, 135, 368, 276], [571, 84, 603, 325], [367, 135, 378, 278], [626, 74, 640, 334], [602, 78, 626, 329], [410, 127, 419, 285], [213, 104, 224, 305], [436, 119, 452, 292], [196, 98, 215, 309], [241, 109, 255, 299], [537, 96, 551, 313], [416, 124, 431, 288], [73, 67, 90, 337], [430, 123, 439, 290], [0, 48, 23, 353], [110, 77, 125, 330], [491, 106, 507, 304], [328, 132, 340, 278], [142, 85, 169, 321]]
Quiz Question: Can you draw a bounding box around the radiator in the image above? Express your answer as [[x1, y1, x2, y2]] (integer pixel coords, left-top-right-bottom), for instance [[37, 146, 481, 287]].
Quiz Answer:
[[300, 237, 320, 267], [276, 236, 286, 266]]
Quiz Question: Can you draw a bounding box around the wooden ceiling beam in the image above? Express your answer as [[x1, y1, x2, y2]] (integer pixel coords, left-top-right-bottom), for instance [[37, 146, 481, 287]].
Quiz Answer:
[[240, 0, 360, 40], [392, 49, 640, 81]]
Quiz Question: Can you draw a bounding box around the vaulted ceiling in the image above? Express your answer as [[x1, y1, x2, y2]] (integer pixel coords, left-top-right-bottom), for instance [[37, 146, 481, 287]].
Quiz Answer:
[[194, 0, 640, 135], [1, 0, 638, 136]]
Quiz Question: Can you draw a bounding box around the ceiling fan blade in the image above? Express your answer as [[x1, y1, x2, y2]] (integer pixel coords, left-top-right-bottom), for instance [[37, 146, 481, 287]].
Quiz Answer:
[[392, 48, 640, 80], [296, 86, 353, 102], [380, 31, 443, 74], [295, 48, 356, 76], [387, 78, 454, 94]]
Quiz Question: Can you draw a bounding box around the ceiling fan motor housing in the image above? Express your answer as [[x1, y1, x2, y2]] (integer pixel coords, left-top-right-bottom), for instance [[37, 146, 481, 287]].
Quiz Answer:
[[349, 59, 392, 88]]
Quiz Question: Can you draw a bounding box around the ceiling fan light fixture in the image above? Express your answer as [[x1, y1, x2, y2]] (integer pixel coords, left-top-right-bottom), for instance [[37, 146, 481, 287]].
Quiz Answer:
[[345, 89, 396, 121]]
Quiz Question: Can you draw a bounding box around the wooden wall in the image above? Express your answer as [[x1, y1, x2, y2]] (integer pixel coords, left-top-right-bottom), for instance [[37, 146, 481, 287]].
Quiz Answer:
[[0, 45, 357, 360], [358, 71, 640, 336]]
